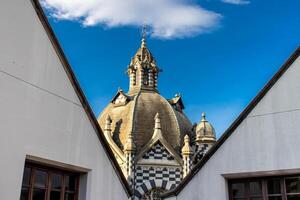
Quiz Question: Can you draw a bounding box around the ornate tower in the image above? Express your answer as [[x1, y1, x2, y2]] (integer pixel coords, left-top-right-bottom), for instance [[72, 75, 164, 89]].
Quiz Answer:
[[97, 33, 216, 199], [127, 35, 160, 94], [193, 113, 216, 163]]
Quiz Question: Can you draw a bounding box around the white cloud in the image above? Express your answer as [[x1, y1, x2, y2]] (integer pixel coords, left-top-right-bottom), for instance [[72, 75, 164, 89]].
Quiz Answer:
[[41, 0, 221, 39], [221, 0, 250, 5]]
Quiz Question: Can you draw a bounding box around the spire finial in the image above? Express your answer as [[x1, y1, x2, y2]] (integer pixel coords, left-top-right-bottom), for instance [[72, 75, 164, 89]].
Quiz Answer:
[[154, 113, 161, 130], [124, 131, 136, 152], [104, 115, 112, 136], [182, 134, 193, 155], [184, 134, 190, 144], [141, 24, 147, 48], [201, 112, 206, 121], [105, 114, 112, 123]]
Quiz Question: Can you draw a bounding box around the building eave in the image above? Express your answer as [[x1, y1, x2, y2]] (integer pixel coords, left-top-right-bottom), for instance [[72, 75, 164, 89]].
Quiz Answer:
[[161, 46, 300, 198], [30, 0, 132, 197]]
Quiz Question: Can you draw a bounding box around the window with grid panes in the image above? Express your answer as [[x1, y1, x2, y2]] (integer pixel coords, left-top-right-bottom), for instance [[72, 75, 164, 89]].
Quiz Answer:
[[20, 163, 79, 200], [229, 175, 300, 200]]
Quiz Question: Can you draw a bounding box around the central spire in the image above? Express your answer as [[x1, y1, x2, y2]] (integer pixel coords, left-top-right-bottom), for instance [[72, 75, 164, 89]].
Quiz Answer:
[[141, 25, 147, 48], [127, 27, 160, 94]]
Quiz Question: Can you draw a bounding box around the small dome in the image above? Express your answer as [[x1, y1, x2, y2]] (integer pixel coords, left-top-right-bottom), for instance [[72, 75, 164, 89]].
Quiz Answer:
[[195, 113, 216, 143]]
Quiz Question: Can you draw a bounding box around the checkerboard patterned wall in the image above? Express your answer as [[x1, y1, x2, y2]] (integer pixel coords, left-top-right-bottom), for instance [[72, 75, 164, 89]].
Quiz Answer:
[[193, 143, 210, 164], [134, 166, 181, 198], [134, 142, 182, 198], [142, 142, 175, 161]]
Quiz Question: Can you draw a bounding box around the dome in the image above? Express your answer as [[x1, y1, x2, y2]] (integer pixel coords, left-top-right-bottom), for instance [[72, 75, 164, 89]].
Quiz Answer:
[[98, 91, 193, 154], [98, 35, 194, 158], [96, 33, 217, 195], [195, 113, 216, 143]]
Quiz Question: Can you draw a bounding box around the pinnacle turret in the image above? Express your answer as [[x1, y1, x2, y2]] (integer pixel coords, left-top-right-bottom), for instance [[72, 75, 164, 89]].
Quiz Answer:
[[127, 29, 160, 94]]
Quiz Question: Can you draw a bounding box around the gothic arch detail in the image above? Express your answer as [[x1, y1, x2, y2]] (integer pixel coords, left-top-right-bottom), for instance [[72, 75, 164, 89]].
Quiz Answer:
[[134, 180, 175, 199]]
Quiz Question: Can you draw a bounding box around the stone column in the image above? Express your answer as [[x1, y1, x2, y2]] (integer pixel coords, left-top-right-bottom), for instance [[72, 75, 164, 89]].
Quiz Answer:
[[139, 68, 144, 86], [148, 69, 154, 87], [129, 69, 136, 89], [181, 134, 193, 177], [124, 132, 136, 186]]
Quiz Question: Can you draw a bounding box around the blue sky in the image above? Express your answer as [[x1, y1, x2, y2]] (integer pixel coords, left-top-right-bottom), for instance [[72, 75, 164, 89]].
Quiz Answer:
[[43, 0, 300, 138]]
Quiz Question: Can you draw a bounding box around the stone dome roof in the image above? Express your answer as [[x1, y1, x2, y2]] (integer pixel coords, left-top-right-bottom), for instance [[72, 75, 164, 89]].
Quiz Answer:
[[195, 113, 216, 143], [98, 91, 193, 154]]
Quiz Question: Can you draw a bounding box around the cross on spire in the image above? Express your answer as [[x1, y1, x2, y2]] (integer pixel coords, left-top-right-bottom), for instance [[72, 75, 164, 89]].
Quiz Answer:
[[141, 25, 147, 47]]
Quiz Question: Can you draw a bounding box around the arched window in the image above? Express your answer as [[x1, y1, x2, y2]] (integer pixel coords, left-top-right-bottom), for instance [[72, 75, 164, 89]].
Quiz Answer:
[[141, 188, 166, 200], [143, 67, 150, 85]]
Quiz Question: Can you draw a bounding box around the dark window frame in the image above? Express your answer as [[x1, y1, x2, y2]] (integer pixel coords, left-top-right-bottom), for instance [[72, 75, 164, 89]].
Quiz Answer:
[[228, 175, 300, 200], [20, 163, 79, 200]]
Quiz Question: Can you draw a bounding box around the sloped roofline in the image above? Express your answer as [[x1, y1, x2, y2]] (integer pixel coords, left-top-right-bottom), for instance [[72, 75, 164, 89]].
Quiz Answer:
[[30, 0, 132, 197], [110, 89, 131, 103], [168, 96, 185, 110], [162, 46, 300, 198]]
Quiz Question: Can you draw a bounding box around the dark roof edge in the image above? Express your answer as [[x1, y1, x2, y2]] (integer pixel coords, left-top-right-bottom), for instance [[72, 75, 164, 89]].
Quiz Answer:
[[30, 0, 132, 197], [161, 46, 300, 198]]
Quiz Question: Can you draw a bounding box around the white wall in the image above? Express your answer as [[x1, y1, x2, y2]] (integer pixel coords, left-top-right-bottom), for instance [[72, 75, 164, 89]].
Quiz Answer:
[[167, 55, 300, 200], [0, 0, 128, 199]]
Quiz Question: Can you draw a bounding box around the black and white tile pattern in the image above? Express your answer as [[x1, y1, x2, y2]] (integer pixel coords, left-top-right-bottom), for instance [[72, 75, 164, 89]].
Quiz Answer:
[[134, 166, 181, 198], [133, 142, 182, 198], [142, 142, 174, 161], [193, 143, 210, 164]]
